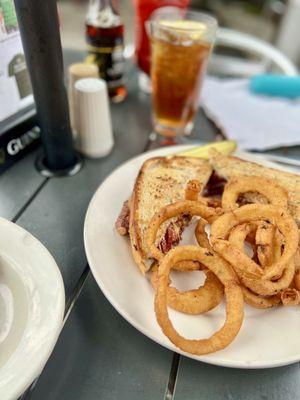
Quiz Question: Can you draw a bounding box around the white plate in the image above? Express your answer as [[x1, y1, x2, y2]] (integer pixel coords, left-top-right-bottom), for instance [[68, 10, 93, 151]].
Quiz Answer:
[[0, 218, 65, 399], [84, 144, 300, 369]]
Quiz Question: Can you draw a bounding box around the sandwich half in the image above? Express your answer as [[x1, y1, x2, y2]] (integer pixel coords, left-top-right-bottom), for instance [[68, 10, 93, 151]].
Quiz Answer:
[[126, 156, 212, 274], [210, 151, 300, 225]]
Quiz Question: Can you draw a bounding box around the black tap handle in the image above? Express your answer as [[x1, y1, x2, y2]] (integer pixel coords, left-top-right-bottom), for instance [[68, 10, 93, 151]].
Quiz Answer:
[[14, 0, 77, 171]]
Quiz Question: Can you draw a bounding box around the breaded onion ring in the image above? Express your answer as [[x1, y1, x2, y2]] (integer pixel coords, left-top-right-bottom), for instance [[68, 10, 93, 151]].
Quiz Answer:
[[222, 176, 288, 212], [229, 223, 283, 303], [228, 221, 294, 296], [154, 245, 244, 355], [210, 204, 299, 280], [241, 286, 280, 309], [242, 260, 295, 296], [151, 264, 223, 315], [146, 200, 221, 261]]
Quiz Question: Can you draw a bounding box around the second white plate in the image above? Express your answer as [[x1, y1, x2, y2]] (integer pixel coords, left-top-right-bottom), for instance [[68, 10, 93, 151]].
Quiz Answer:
[[0, 218, 65, 399]]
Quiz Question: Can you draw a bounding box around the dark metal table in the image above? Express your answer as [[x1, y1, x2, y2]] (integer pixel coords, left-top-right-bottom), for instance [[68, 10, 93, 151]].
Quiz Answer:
[[3, 51, 300, 400]]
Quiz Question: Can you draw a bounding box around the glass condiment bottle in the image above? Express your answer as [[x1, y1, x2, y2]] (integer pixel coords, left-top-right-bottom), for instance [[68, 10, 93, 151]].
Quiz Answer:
[[85, 0, 127, 102]]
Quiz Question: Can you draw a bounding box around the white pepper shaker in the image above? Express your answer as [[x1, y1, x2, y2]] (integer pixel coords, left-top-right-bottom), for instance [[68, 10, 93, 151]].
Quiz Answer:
[[74, 78, 114, 158]]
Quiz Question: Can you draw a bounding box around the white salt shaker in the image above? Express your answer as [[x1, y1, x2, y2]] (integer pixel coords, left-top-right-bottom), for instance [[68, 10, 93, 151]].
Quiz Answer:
[[68, 63, 99, 133], [74, 78, 114, 158]]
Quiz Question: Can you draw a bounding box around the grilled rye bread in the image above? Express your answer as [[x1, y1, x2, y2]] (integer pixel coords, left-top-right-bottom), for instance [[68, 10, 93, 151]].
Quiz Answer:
[[129, 156, 212, 274], [210, 151, 300, 225]]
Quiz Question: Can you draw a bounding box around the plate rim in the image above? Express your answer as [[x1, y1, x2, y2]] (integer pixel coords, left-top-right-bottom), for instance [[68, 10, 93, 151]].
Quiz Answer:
[[0, 217, 65, 399], [84, 144, 300, 369]]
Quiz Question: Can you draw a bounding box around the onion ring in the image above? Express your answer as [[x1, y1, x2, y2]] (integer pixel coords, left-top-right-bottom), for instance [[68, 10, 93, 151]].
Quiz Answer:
[[241, 286, 280, 309], [210, 204, 299, 280], [146, 200, 221, 261], [151, 264, 223, 315], [245, 227, 296, 297], [242, 260, 295, 296], [154, 245, 244, 355], [228, 223, 284, 302], [222, 176, 288, 212], [228, 221, 295, 296]]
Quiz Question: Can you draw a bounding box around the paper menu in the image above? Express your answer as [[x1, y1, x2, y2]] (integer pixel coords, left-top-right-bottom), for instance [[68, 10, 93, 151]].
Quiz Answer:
[[0, 0, 33, 122]]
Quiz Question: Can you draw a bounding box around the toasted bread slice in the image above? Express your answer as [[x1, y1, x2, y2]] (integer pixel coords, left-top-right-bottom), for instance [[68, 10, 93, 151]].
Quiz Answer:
[[129, 156, 212, 274], [210, 152, 300, 225]]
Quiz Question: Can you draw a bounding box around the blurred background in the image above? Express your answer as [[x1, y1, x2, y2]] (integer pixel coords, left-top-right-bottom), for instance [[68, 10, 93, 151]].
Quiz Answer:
[[58, 0, 300, 66]]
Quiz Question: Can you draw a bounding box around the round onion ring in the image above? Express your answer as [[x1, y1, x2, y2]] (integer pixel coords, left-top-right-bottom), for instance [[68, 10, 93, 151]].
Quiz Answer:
[[222, 176, 288, 212], [228, 221, 295, 296], [242, 260, 295, 296], [241, 286, 280, 309], [228, 223, 284, 302], [154, 245, 244, 355], [146, 200, 221, 261], [151, 264, 224, 315], [210, 204, 299, 280]]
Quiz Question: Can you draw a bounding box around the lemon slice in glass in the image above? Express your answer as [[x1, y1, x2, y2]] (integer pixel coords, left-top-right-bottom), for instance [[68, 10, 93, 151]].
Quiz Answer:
[[158, 20, 207, 40]]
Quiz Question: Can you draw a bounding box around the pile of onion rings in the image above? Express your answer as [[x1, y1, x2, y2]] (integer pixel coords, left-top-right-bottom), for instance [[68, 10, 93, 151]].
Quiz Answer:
[[145, 176, 300, 355]]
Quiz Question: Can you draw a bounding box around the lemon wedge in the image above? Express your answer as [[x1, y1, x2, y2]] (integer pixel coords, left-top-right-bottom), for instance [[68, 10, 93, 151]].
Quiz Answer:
[[159, 20, 207, 40], [174, 140, 237, 158], [159, 20, 207, 31]]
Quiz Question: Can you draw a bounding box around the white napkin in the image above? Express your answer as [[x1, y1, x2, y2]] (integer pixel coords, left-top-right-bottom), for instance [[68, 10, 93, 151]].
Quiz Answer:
[[201, 76, 300, 150]]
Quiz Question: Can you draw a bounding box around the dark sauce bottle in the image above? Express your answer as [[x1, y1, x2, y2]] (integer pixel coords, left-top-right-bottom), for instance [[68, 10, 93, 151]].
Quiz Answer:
[[85, 0, 127, 102]]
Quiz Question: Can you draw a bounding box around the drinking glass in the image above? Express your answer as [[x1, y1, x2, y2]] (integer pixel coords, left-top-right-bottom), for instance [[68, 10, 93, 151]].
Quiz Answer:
[[147, 10, 217, 143]]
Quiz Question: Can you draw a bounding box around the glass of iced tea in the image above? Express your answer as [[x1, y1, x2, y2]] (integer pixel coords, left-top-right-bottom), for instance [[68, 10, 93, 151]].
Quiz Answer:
[[148, 10, 217, 140]]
